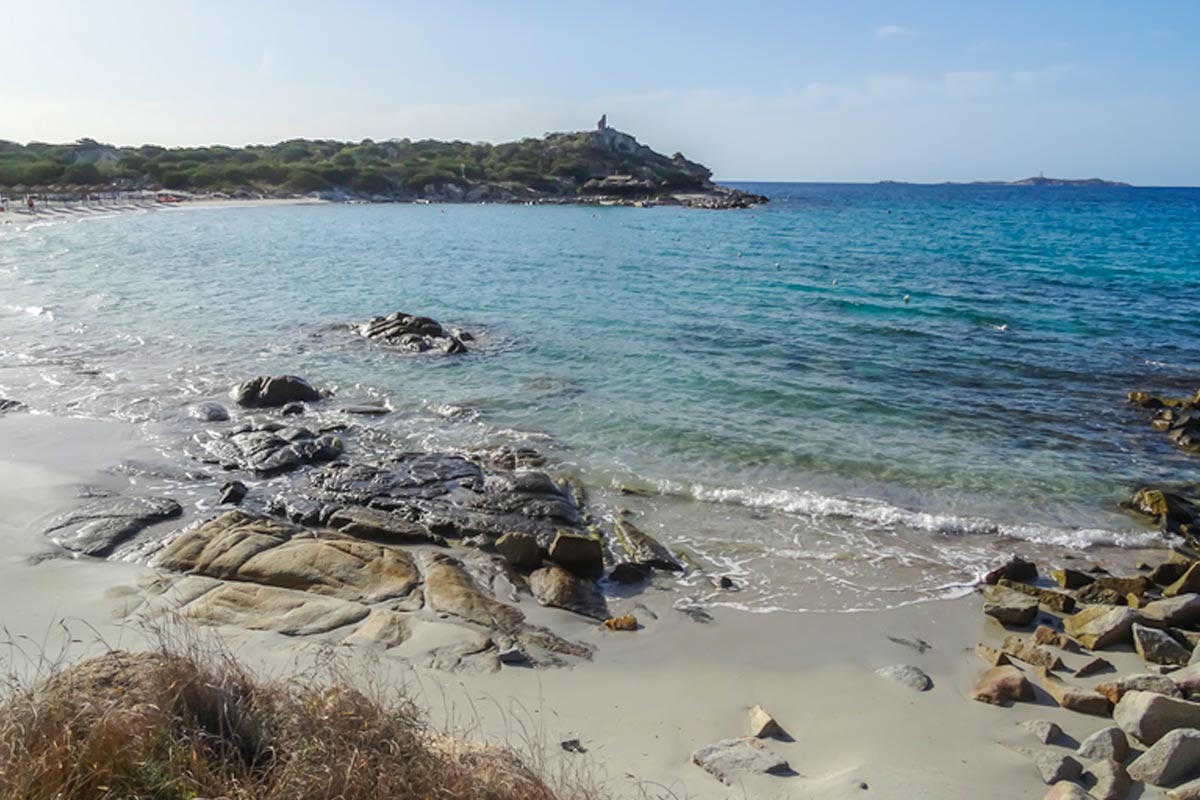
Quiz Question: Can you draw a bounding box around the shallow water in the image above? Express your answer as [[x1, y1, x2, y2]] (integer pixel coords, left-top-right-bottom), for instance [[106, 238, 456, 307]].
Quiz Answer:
[[2, 184, 1198, 610]]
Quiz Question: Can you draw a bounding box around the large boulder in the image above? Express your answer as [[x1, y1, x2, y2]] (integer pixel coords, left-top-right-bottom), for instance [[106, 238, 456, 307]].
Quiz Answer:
[[197, 422, 341, 474], [1128, 728, 1200, 786], [353, 312, 469, 355], [548, 531, 604, 577], [1144, 594, 1200, 627], [1064, 605, 1155, 650], [529, 566, 608, 620], [44, 495, 182, 556], [983, 585, 1039, 626], [232, 375, 322, 408], [1114, 690, 1200, 745], [1133, 623, 1193, 666], [691, 737, 791, 784], [495, 532, 543, 570]]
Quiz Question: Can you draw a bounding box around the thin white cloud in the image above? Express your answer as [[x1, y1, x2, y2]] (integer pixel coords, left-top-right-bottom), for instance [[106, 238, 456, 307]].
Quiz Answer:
[[875, 24, 922, 40]]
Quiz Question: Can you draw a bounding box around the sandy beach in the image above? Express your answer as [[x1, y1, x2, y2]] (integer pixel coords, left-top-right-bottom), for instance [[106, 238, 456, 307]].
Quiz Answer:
[[1, 410, 1179, 800]]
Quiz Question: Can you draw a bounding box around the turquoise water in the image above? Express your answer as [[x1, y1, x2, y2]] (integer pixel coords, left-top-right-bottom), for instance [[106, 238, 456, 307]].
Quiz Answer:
[[2, 184, 1199, 609]]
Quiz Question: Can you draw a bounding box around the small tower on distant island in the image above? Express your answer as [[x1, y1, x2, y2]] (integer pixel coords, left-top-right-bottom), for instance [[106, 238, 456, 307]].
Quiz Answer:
[[597, 114, 607, 131]]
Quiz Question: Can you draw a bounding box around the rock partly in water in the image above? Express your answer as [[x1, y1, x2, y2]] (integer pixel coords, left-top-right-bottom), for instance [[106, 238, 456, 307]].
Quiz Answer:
[[1052, 568, 1096, 590], [983, 585, 1039, 626], [1128, 728, 1200, 787], [972, 665, 1035, 706], [1077, 726, 1129, 763], [875, 664, 932, 692], [198, 422, 342, 475], [1114, 690, 1200, 745], [691, 737, 792, 785], [353, 312, 469, 355], [232, 375, 322, 408], [189, 401, 230, 422], [44, 495, 182, 556], [984, 555, 1039, 585], [613, 515, 683, 572], [219, 480, 247, 505], [528, 565, 608, 620]]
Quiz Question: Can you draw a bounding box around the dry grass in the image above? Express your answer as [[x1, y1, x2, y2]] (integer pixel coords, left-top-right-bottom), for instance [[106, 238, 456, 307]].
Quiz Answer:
[[0, 632, 598, 800]]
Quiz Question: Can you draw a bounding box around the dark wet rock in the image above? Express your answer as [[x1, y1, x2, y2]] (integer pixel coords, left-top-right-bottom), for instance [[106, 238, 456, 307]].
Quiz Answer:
[[985, 555, 1039, 585], [1127, 487, 1200, 539], [1150, 552, 1195, 586], [336, 403, 391, 416], [887, 635, 932, 654], [983, 585, 1039, 626], [280, 401, 305, 416], [469, 445, 547, 470], [0, 398, 27, 414], [325, 505, 446, 546], [232, 375, 322, 408], [267, 494, 332, 526], [548, 531, 604, 577], [197, 422, 342, 475], [305, 454, 583, 545], [609, 562, 651, 584], [189, 401, 229, 422], [1052, 568, 1095, 590], [613, 514, 683, 572], [44, 495, 182, 556], [1134, 623, 1193, 666], [718, 575, 738, 590], [691, 737, 791, 785], [219, 480, 247, 505], [529, 565, 608, 620], [677, 603, 714, 624], [353, 311, 469, 355], [1078, 583, 1127, 606], [495, 532, 542, 570]]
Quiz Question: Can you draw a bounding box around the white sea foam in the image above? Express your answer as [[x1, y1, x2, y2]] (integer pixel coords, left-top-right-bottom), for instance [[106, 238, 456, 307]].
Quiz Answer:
[[682, 483, 1161, 550]]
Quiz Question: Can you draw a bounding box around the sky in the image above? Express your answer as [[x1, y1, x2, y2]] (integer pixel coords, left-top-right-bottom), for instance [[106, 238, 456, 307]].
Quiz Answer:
[[3, 1, 1198, 185]]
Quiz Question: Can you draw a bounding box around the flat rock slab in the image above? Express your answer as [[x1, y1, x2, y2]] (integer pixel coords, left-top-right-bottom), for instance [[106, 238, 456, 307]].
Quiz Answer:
[[983, 585, 1039, 626], [1064, 605, 1155, 650], [44, 495, 182, 556], [305, 454, 583, 544], [529, 565, 608, 620], [691, 737, 791, 785], [197, 422, 341, 474], [184, 582, 369, 635], [875, 664, 932, 691]]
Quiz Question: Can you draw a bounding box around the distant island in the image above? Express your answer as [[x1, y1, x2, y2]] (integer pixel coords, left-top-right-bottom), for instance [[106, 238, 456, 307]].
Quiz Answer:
[[880, 174, 1131, 187], [0, 116, 766, 209]]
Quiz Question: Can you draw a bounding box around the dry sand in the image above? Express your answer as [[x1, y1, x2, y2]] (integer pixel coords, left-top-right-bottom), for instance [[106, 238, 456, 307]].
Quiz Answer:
[[0, 412, 1159, 799]]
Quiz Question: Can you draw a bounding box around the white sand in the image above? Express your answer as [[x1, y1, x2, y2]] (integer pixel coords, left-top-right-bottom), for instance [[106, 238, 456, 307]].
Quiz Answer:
[[0, 413, 1151, 799]]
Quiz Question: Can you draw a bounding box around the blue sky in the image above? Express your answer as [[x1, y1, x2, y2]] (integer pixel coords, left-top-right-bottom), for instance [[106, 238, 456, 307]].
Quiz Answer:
[[3, 1, 1198, 184]]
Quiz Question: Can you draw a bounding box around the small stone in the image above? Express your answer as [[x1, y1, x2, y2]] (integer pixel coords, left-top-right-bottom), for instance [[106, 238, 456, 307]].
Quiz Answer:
[[219, 480, 247, 505], [973, 665, 1035, 706], [691, 737, 791, 784], [1128, 728, 1200, 786], [984, 585, 1039, 626], [1074, 657, 1114, 678], [603, 615, 637, 631], [1033, 625, 1082, 652], [1022, 720, 1063, 744], [1033, 750, 1084, 784], [875, 664, 932, 692], [1003, 635, 1067, 670], [1088, 758, 1131, 800], [1053, 568, 1095, 589], [748, 705, 787, 739], [1134, 623, 1193, 666], [495, 532, 542, 570], [1077, 726, 1130, 762], [1114, 690, 1200, 745]]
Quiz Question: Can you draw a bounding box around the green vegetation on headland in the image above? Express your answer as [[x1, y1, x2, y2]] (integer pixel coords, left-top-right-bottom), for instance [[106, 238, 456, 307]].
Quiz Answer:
[[0, 122, 766, 209]]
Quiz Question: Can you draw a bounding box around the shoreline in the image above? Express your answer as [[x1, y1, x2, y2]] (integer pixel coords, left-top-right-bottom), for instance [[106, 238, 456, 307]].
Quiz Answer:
[[0, 409, 1179, 800]]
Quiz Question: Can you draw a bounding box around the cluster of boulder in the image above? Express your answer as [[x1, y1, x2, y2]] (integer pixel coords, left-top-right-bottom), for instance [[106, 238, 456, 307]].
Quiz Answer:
[[1124, 388, 1200, 544], [352, 311, 472, 355], [974, 553, 1200, 798]]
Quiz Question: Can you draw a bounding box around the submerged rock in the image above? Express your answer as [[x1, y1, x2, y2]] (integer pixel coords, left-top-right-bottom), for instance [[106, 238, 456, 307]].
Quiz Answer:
[[0, 398, 27, 414], [44, 495, 182, 556], [613, 515, 683, 572], [232, 375, 322, 408], [353, 311, 469, 355], [189, 401, 229, 422], [219, 480, 247, 505]]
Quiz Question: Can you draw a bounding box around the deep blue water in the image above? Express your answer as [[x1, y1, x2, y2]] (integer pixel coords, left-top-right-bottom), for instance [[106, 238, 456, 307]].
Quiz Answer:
[[2, 183, 1198, 608]]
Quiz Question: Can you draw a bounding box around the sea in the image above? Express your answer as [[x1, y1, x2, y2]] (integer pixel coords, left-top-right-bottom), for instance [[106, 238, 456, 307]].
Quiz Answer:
[[2, 182, 1199, 612]]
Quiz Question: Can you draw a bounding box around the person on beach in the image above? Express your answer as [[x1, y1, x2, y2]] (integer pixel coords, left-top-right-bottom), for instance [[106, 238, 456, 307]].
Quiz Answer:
[[27, 196, 35, 214]]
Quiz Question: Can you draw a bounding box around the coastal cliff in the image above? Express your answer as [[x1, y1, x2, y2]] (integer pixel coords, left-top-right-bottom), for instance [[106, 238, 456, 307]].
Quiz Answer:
[[0, 123, 766, 209]]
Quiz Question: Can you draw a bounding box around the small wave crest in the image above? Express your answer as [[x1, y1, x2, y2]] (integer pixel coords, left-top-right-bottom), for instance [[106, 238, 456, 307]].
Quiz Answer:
[[4, 304, 53, 320], [681, 483, 1160, 550]]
